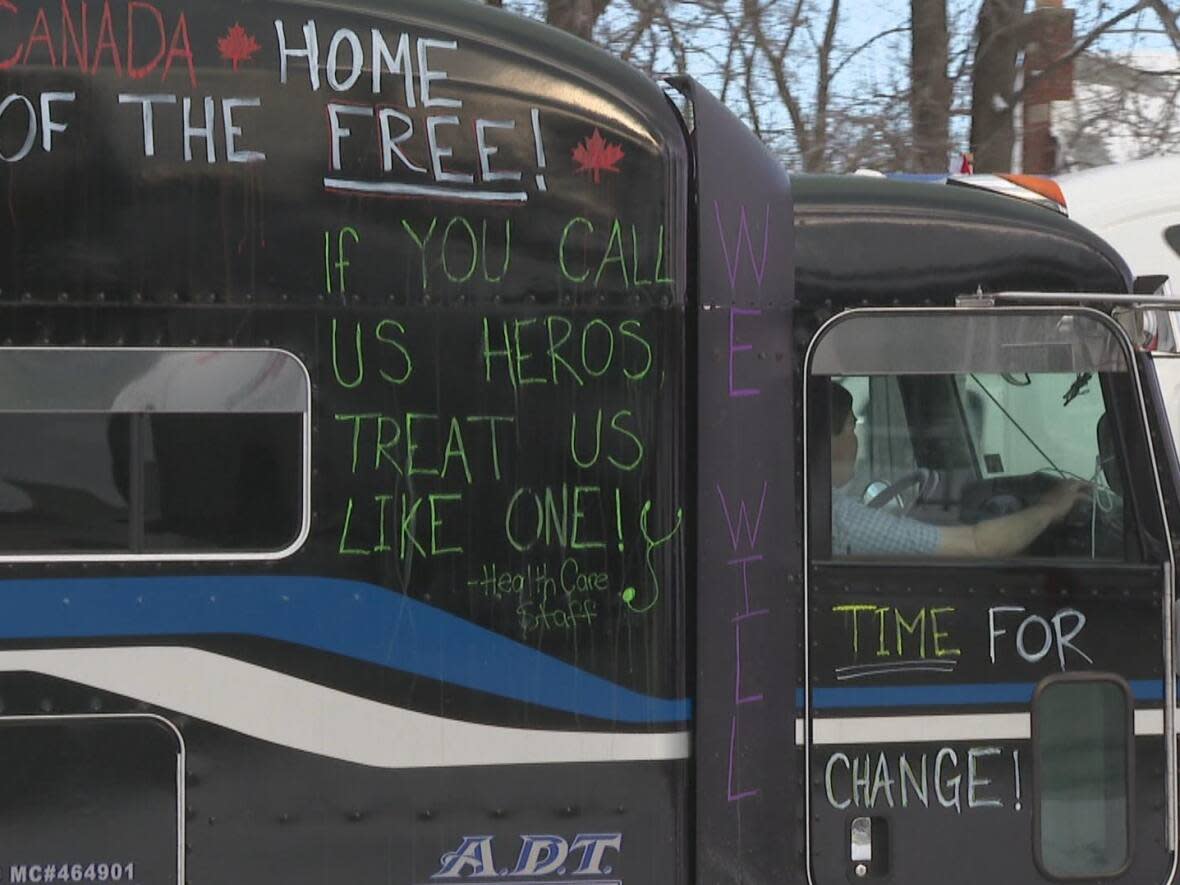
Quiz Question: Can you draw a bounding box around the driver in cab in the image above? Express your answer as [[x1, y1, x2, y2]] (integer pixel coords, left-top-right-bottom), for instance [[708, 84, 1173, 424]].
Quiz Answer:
[[830, 382, 1089, 558]]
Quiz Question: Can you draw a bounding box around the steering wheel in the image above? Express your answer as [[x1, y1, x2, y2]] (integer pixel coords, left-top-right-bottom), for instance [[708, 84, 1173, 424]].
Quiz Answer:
[[866, 468, 939, 514], [1056, 484, 1124, 558]]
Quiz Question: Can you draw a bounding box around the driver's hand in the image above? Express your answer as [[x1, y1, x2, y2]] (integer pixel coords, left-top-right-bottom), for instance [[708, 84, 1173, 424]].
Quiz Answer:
[[1037, 479, 1091, 522]]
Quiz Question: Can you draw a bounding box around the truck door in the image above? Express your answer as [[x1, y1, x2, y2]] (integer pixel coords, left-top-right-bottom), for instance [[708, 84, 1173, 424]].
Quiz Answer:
[[804, 308, 1175, 885]]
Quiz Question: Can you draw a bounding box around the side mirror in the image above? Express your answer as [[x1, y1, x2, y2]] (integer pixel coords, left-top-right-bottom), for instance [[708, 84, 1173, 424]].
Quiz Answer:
[[1114, 306, 1180, 353], [1133, 275, 1170, 295]]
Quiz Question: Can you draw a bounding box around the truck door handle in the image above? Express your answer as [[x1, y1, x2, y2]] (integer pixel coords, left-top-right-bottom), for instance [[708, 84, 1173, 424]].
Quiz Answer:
[[850, 815, 890, 877], [851, 816, 872, 866]]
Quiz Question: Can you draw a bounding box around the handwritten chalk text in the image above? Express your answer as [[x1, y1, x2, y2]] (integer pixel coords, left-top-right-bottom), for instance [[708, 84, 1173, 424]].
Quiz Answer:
[[825, 746, 1018, 813]]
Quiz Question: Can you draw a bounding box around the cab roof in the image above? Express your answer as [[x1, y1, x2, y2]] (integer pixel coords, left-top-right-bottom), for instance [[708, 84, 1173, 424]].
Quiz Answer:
[[326, 0, 673, 122], [792, 175, 1134, 306]]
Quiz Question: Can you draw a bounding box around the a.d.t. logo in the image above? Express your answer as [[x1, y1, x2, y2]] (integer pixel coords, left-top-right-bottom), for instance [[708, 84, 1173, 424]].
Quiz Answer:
[[431, 833, 622, 882]]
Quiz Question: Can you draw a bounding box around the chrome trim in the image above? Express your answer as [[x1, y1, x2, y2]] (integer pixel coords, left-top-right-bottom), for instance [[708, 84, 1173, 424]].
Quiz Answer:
[[1165, 562, 1176, 853], [988, 291, 1180, 308], [947, 175, 1068, 215], [1099, 312, 1179, 876]]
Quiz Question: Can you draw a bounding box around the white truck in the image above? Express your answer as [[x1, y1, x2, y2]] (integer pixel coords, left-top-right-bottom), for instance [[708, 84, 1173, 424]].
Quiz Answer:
[[1056, 156, 1180, 459], [1056, 155, 1180, 293]]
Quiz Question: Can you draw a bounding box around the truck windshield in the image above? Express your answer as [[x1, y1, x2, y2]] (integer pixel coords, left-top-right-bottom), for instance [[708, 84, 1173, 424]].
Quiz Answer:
[[811, 311, 1131, 561]]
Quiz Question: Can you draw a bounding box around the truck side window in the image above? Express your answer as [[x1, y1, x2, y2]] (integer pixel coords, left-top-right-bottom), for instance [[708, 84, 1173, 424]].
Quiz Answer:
[[1035, 676, 1132, 878], [0, 349, 308, 559], [813, 311, 1131, 561]]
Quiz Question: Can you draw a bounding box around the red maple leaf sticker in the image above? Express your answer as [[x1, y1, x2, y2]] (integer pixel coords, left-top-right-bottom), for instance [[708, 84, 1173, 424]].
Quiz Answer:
[[218, 23, 261, 71], [572, 128, 625, 184]]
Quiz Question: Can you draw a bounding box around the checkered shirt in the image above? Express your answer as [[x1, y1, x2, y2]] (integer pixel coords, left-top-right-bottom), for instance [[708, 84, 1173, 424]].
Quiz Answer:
[[832, 493, 941, 557]]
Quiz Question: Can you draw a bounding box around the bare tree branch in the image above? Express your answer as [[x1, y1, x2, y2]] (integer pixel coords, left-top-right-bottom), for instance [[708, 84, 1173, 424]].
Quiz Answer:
[[831, 25, 910, 81], [1143, 0, 1180, 48], [744, 0, 813, 162], [1016, 0, 1153, 105], [810, 0, 842, 169], [547, 0, 612, 41]]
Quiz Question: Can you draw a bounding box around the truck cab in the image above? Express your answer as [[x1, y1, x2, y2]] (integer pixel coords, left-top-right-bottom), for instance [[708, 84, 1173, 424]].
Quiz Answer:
[[779, 173, 1179, 885]]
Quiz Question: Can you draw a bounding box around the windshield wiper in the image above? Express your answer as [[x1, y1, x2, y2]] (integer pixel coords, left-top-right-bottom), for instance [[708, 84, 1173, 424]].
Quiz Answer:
[[1063, 372, 1092, 407]]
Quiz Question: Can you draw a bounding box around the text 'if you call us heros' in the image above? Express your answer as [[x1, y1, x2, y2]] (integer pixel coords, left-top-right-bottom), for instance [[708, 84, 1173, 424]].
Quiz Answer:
[[329, 314, 684, 624]]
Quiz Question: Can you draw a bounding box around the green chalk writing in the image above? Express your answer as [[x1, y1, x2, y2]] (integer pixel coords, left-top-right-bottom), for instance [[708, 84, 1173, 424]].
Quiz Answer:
[[559, 217, 593, 283], [631, 225, 651, 286], [331, 319, 364, 389], [405, 412, 440, 477], [402, 217, 438, 292], [568, 408, 645, 472], [625, 500, 684, 613], [430, 493, 464, 555], [375, 416, 402, 473], [334, 412, 515, 483], [569, 410, 601, 470], [337, 490, 464, 559], [608, 410, 644, 471], [558, 217, 674, 288], [506, 488, 540, 552], [330, 319, 413, 391], [401, 216, 513, 290], [375, 319, 413, 385], [654, 224, 673, 284], [338, 498, 367, 555], [443, 216, 478, 283], [483, 317, 517, 388], [513, 318, 546, 385], [335, 412, 380, 473], [374, 494, 394, 553], [465, 415, 515, 481], [545, 316, 582, 386], [441, 417, 473, 483], [570, 485, 605, 550], [594, 220, 628, 287], [324, 227, 360, 295], [481, 316, 655, 389], [619, 319, 653, 381], [482, 218, 511, 283], [505, 483, 609, 553], [581, 318, 614, 378], [400, 494, 427, 557]]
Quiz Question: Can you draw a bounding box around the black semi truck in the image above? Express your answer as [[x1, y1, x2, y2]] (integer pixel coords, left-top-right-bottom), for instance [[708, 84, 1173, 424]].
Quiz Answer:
[[0, 3, 1175, 885]]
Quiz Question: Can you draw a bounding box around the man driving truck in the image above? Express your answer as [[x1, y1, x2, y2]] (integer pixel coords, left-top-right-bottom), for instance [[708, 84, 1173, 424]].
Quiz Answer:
[[830, 382, 1089, 557]]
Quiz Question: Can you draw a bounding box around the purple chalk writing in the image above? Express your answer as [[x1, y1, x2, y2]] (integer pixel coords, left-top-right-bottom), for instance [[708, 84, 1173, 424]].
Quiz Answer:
[[713, 201, 771, 292], [716, 482, 772, 803], [727, 308, 761, 399]]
